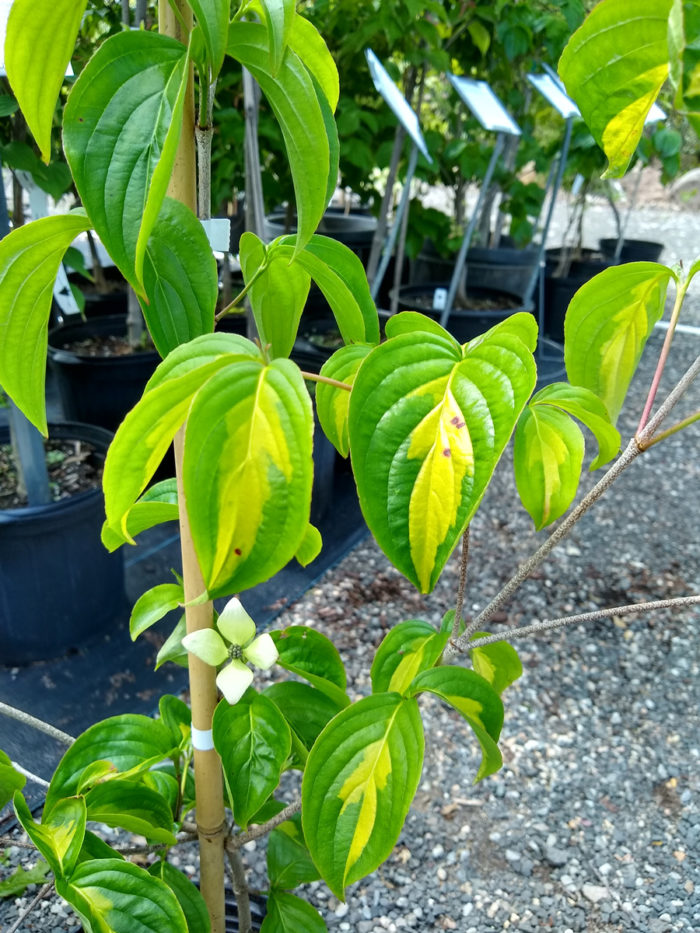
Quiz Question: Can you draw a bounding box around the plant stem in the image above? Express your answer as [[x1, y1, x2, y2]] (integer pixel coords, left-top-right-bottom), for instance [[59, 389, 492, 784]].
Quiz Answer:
[[0, 701, 74, 746], [159, 1, 226, 930], [639, 409, 700, 449], [215, 268, 265, 321], [451, 528, 470, 641], [448, 351, 700, 659], [226, 848, 252, 933], [6, 882, 52, 933], [465, 595, 700, 651], [637, 277, 688, 434], [10, 762, 50, 788], [227, 798, 301, 850], [299, 372, 352, 392]]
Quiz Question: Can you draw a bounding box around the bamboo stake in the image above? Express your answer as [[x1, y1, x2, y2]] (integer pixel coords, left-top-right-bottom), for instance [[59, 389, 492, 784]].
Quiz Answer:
[[158, 3, 226, 930]]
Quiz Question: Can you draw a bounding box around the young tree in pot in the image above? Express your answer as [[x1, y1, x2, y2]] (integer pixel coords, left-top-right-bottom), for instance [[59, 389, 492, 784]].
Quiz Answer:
[[1, 3, 700, 933]]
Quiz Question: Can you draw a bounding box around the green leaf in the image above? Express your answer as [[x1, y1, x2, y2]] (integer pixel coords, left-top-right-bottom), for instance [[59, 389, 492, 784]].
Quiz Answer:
[[385, 310, 461, 347], [227, 22, 333, 252], [469, 635, 523, 695], [349, 314, 537, 593], [564, 263, 675, 422], [130, 583, 184, 640], [183, 358, 313, 597], [14, 792, 86, 881], [5, 0, 88, 162], [261, 891, 328, 932], [158, 694, 192, 747], [76, 830, 124, 865], [316, 344, 372, 456], [63, 31, 188, 292], [670, 0, 700, 116], [156, 617, 189, 670], [58, 859, 187, 933], [189, 0, 229, 77], [468, 19, 491, 55], [267, 814, 321, 888], [271, 626, 349, 708], [0, 860, 51, 897], [0, 95, 19, 117], [371, 620, 449, 695], [149, 861, 211, 933], [295, 523, 322, 566], [514, 405, 585, 530], [302, 693, 424, 900], [85, 781, 177, 845], [279, 235, 380, 346], [528, 383, 621, 469], [101, 480, 179, 553], [0, 750, 26, 809], [559, 0, 673, 177], [264, 682, 344, 756], [102, 334, 262, 546], [140, 198, 218, 358], [212, 693, 291, 829], [240, 232, 311, 359], [0, 212, 91, 434], [47, 715, 175, 812], [251, 0, 296, 74], [408, 667, 503, 782], [287, 14, 339, 110]]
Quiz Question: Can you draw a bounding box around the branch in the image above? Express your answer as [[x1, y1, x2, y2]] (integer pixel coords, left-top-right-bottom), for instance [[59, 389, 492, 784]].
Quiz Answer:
[[450, 352, 700, 657], [11, 761, 50, 789], [226, 798, 301, 850], [226, 848, 252, 933], [460, 595, 700, 651], [451, 528, 470, 641], [6, 882, 53, 933], [0, 701, 74, 746]]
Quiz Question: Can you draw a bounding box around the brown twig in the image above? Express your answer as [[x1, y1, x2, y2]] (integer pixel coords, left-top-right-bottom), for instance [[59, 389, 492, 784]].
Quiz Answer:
[[450, 528, 470, 641], [6, 882, 53, 933], [0, 701, 74, 746], [226, 798, 301, 851], [465, 595, 700, 651], [226, 848, 252, 933]]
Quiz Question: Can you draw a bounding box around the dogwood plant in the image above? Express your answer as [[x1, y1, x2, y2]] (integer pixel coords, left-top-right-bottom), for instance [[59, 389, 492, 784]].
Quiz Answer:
[[0, 0, 699, 931]]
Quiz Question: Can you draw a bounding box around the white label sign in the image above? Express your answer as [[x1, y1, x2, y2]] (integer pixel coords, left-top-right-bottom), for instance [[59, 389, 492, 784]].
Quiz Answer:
[[432, 288, 447, 312], [527, 72, 580, 119], [365, 49, 432, 163], [448, 75, 521, 136]]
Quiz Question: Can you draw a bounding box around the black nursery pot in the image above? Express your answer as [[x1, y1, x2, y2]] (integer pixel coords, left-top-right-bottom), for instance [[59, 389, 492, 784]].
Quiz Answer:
[[392, 282, 528, 343], [48, 315, 160, 432], [265, 210, 377, 267], [411, 242, 538, 301], [599, 237, 664, 263], [0, 422, 125, 666]]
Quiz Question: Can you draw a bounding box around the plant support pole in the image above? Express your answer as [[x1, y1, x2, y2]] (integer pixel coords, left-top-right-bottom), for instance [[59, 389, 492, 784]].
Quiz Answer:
[[158, 2, 226, 931]]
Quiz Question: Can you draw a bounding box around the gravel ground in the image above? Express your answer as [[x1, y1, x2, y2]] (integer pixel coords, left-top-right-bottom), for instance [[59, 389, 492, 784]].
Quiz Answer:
[[1, 194, 699, 931]]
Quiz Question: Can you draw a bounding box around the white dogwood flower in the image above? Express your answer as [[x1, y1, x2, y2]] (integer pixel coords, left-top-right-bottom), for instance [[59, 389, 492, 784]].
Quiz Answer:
[[181, 597, 278, 704]]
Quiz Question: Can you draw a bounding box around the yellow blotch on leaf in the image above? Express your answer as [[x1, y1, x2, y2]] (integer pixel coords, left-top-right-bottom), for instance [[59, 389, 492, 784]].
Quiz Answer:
[[338, 736, 393, 877], [406, 382, 474, 592]]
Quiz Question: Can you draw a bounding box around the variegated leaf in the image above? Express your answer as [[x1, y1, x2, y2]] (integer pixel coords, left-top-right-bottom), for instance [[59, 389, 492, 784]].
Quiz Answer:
[[559, 0, 673, 177], [302, 693, 424, 899], [316, 344, 372, 456], [349, 314, 537, 593], [184, 358, 313, 596], [63, 31, 188, 292], [102, 334, 262, 545], [564, 263, 675, 422], [408, 667, 504, 781], [370, 620, 448, 695]]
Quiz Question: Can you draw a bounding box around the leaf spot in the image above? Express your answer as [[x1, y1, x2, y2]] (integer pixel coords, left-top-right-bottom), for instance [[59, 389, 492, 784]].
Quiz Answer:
[[443, 448, 452, 458]]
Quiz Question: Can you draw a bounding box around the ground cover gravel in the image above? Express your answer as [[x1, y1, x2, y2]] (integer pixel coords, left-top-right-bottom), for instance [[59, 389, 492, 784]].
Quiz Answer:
[[1, 192, 699, 931]]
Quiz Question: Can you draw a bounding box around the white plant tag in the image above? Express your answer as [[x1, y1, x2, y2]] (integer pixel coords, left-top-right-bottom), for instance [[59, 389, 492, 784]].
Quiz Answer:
[[432, 288, 448, 312], [201, 217, 231, 253]]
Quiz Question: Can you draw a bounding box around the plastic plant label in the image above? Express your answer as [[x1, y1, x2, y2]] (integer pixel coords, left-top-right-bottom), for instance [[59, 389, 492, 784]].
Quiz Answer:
[[527, 72, 580, 119], [448, 75, 521, 136], [432, 288, 447, 312], [365, 48, 431, 162], [200, 217, 231, 253]]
